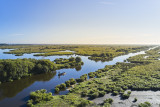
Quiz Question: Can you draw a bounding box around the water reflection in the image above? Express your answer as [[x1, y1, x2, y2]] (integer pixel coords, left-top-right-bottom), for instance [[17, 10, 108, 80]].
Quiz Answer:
[[0, 72, 56, 100]]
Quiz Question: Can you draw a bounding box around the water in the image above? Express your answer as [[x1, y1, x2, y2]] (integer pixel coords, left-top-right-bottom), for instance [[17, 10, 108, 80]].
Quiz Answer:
[[0, 49, 147, 107]]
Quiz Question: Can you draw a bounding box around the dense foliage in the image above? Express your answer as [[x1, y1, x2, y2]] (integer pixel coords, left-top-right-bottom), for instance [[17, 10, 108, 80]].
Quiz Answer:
[[0, 59, 57, 83], [54, 57, 83, 69], [0, 57, 83, 83], [27, 92, 92, 107], [27, 89, 53, 106]]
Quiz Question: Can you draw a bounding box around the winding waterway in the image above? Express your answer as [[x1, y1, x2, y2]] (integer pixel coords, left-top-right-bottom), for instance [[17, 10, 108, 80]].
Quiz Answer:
[[0, 48, 150, 107]]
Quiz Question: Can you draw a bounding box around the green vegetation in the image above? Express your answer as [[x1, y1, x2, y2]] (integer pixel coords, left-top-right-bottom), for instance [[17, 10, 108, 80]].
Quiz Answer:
[[54, 57, 83, 69], [133, 97, 137, 102], [55, 78, 77, 93], [0, 57, 83, 84], [0, 44, 150, 61], [102, 98, 113, 107], [34, 52, 73, 56], [27, 89, 53, 107], [1, 45, 157, 106], [121, 91, 131, 99], [26, 46, 160, 107], [27, 92, 92, 107], [0, 59, 57, 83], [138, 102, 151, 107]]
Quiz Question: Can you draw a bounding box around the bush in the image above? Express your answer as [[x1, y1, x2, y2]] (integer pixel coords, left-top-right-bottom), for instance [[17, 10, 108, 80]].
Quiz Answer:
[[104, 98, 113, 104], [127, 91, 131, 95], [80, 74, 87, 80], [75, 57, 81, 63], [89, 88, 98, 94], [55, 85, 60, 89], [99, 91, 106, 97], [69, 57, 75, 61], [99, 86, 105, 91], [76, 78, 85, 83], [60, 83, 66, 89], [90, 92, 99, 99], [105, 88, 112, 93], [29, 89, 53, 105], [133, 97, 137, 102], [81, 90, 88, 97], [122, 93, 130, 99], [88, 72, 95, 78], [78, 100, 90, 107], [138, 102, 151, 107], [69, 78, 76, 85], [103, 103, 111, 107], [123, 86, 128, 90], [55, 88, 60, 93], [65, 80, 70, 87], [113, 91, 119, 96]]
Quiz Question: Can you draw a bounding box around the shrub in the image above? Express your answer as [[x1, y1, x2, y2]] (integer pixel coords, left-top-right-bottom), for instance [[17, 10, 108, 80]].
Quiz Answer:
[[75, 57, 81, 63], [89, 88, 98, 94], [78, 100, 90, 107], [27, 99, 34, 107], [133, 97, 137, 102], [55, 88, 60, 93], [69, 57, 75, 62], [99, 86, 105, 91], [69, 78, 76, 85], [113, 91, 119, 96], [99, 91, 106, 97], [138, 102, 151, 107], [76, 78, 85, 83], [65, 80, 70, 87], [97, 74, 102, 78], [60, 83, 66, 89], [123, 86, 128, 90], [29, 89, 53, 104], [104, 98, 113, 104], [122, 93, 130, 99], [55, 85, 60, 89], [105, 88, 112, 93], [90, 92, 99, 99], [103, 103, 111, 107], [127, 91, 131, 95], [80, 74, 87, 80], [88, 72, 95, 78], [81, 90, 88, 97]]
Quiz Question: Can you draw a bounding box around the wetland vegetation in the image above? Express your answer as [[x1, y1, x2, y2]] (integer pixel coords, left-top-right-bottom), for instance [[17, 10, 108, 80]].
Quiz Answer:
[[0, 45, 150, 61], [25, 46, 160, 106], [0, 44, 158, 107], [0, 56, 83, 84]]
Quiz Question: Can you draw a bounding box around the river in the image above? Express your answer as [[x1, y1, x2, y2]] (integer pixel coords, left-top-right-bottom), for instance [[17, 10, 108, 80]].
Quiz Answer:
[[0, 48, 149, 107]]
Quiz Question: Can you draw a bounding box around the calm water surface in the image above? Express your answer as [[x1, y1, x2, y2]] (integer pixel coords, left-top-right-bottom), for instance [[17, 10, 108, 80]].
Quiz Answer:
[[0, 49, 146, 107]]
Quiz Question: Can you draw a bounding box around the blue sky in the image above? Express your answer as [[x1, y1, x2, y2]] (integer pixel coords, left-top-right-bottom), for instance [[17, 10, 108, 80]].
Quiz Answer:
[[0, 0, 160, 44]]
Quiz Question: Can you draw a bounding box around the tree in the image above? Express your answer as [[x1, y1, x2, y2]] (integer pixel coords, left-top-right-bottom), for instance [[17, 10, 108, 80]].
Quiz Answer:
[[75, 57, 81, 63]]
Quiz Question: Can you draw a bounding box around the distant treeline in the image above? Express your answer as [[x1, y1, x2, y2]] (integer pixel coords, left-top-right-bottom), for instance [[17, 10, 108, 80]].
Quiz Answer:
[[0, 45, 152, 61]]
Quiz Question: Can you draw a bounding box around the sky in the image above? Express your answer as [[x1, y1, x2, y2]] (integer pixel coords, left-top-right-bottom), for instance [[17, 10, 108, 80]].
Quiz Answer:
[[0, 0, 160, 44]]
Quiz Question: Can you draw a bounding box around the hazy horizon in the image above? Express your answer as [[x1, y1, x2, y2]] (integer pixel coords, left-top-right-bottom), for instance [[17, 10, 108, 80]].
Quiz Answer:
[[1, 0, 160, 44]]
